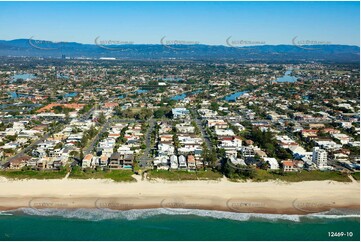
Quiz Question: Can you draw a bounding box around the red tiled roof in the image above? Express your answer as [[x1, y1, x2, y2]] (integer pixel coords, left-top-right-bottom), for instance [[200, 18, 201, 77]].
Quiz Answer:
[[83, 154, 93, 161], [104, 102, 119, 108], [36, 103, 85, 113], [282, 160, 294, 167]]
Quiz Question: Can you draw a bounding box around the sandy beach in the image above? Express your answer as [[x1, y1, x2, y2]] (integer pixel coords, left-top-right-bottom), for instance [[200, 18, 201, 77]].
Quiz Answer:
[[0, 176, 359, 215]]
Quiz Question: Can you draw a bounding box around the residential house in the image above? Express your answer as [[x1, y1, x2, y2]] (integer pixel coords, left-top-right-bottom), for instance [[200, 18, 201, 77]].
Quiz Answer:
[[99, 155, 109, 167], [187, 155, 196, 170], [9, 155, 31, 169], [178, 155, 187, 169], [282, 160, 297, 172], [170, 155, 178, 169], [109, 152, 133, 169], [82, 154, 94, 169]]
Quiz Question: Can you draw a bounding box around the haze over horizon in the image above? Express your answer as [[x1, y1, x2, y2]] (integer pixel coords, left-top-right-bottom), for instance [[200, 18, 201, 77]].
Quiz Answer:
[[0, 1, 359, 46]]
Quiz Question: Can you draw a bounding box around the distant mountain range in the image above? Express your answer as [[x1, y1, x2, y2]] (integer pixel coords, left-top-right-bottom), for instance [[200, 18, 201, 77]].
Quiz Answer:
[[0, 39, 359, 63]]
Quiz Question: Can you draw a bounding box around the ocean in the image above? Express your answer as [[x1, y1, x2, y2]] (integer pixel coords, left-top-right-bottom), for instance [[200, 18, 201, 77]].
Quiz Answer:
[[0, 208, 359, 241]]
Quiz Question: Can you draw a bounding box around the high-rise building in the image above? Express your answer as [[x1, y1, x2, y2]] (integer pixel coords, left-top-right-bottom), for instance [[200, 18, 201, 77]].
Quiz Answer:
[[312, 147, 328, 168]]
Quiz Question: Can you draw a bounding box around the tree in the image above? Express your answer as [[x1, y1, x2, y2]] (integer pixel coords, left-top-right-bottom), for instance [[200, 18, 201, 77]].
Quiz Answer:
[[135, 108, 153, 120], [221, 161, 256, 180], [87, 125, 97, 138], [153, 109, 165, 118], [79, 149, 84, 161], [69, 151, 79, 157], [54, 142, 63, 150], [5, 135, 17, 142], [98, 112, 106, 124], [218, 148, 226, 158], [210, 102, 219, 111], [79, 104, 93, 114], [52, 105, 63, 114]]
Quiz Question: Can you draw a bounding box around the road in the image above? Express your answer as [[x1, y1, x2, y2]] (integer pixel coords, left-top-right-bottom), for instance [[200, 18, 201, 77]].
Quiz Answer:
[[1, 132, 52, 167], [138, 118, 155, 168], [190, 109, 212, 151], [83, 120, 111, 155], [82, 117, 140, 155], [81, 107, 95, 120]]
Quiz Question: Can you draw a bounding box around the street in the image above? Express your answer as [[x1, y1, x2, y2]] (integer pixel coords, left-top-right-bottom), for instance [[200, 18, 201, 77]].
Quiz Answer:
[[138, 118, 155, 168], [190, 108, 212, 151]]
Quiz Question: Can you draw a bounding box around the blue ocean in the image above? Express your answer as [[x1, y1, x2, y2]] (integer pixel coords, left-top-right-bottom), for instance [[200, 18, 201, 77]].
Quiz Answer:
[[0, 208, 359, 241]]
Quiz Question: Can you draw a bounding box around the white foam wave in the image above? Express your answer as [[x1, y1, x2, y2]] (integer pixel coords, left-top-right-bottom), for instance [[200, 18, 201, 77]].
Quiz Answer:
[[0, 211, 13, 216], [307, 209, 360, 220], [3, 208, 359, 222]]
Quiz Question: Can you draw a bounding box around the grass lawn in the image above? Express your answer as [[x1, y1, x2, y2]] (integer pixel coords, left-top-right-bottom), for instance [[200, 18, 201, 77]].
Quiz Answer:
[[129, 107, 142, 112], [351, 172, 360, 181], [253, 169, 352, 182], [0, 169, 68, 180], [69, 166, 136, 182], [147, 170, 223, 181]]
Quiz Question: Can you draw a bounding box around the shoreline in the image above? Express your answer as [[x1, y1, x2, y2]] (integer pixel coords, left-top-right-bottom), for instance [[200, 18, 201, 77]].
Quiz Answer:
[[1, 196, 359, 216], [0, 177, 359, 215]]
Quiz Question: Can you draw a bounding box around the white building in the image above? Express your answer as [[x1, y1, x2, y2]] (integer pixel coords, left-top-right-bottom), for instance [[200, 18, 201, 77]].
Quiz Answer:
[[331, 133, 352, 145], [178, 155, 187, 169], [82, 154, 94, 168], [154, 156, 169, 170], [172, 108, 190, 119], [312, 147, 328, 168], [263, 157, 279, 170], [158, 143, 175, 156], [170, 155, 178, 169]]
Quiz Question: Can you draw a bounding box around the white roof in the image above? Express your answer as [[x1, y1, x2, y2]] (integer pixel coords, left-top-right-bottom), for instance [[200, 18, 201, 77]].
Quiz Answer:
[[264, 158, 279, 169]]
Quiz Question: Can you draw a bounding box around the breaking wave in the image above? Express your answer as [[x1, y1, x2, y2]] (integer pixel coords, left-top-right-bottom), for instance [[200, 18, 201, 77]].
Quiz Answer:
[[2, 208, 359, 222]]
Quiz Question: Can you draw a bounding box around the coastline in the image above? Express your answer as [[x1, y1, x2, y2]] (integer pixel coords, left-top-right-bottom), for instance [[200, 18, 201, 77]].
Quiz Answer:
[[0, 177, 359, 215]]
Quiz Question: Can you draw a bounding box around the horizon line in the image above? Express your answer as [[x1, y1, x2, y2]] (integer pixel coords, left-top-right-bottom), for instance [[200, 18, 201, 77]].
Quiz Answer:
[[2, 38, 360, 48]]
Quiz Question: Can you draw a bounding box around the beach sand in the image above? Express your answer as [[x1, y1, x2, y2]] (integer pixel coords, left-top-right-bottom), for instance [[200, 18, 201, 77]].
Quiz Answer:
[[0, 176, 359, 214]]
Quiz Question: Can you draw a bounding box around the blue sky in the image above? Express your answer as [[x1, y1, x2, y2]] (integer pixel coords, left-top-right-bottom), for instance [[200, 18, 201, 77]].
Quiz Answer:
[[0, 1, 359, 46]]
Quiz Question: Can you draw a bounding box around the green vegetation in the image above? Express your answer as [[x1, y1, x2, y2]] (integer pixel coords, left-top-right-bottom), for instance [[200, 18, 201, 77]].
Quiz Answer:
[[69, 166, 136, 182], [97, 112, 106, 124], [4, 135, 17, 142], [220, 161, 351, 182], [0, 168, 68, 180], [246, 128, 292, 160], [210, 101, 219, 111], [201, 146, 217, 167], [52, 106, 75, 115], [115, 107, 153, 120], [351, 172, 360, 181], [77, 125, 98, 148], [153, 107, 171, 119], [147, 170, 223, 181], [253, 169, 351, 182], [78, 104, 93, 115], [221, 162, 256, 180]]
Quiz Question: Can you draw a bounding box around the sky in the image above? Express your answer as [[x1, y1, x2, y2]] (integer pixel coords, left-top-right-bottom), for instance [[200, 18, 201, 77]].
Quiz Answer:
[[0, 1, 359, 46]]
